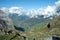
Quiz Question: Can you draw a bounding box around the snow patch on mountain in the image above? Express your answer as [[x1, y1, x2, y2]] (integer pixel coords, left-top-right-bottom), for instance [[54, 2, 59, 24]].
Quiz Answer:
[[0, 1, 60, 18]]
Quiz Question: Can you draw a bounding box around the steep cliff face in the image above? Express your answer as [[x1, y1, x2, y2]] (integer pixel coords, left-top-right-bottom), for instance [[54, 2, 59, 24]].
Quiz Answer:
[[0, 10, 14, 31]]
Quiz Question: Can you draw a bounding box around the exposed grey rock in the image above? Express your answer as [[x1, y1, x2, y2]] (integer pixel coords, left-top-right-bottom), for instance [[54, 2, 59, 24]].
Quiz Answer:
[[0, 10, 14, 31]]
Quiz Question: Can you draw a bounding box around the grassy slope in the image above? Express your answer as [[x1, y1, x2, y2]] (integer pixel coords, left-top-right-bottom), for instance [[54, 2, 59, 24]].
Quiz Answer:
[[0, 30, 24, 40]]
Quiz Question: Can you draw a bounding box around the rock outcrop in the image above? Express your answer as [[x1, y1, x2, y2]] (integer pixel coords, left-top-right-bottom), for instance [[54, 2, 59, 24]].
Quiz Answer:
[[0, 10, 14, 32]]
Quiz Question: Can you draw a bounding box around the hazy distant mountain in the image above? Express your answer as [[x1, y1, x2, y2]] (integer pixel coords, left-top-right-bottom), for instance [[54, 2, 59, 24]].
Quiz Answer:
[[8, 13, 54, 31]]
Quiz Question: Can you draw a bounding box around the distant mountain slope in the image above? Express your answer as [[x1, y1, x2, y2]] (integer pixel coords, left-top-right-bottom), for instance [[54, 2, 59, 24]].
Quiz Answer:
[[9, 13, 52, 31]]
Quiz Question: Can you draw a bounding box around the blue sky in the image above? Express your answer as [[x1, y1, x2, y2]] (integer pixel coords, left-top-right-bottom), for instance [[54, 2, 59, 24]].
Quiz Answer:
[[0, 0, 58, 9]]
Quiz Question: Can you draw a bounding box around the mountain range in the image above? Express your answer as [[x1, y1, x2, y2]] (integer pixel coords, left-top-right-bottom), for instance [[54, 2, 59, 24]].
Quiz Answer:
[[1, 7, 60, 31], [8, 13, 56, 31], [0, 9, 60, 40]]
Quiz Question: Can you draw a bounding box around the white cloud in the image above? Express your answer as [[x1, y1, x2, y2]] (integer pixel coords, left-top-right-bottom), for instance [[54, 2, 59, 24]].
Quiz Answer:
[[26, 6, 55, 18], [26, 9, 39, 18], [0, 7, 9, 13], [9, 7, 26, 15], [0, 0, 60, 18], [55, 1, 60, 13], [1, 7, 26, 15]]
